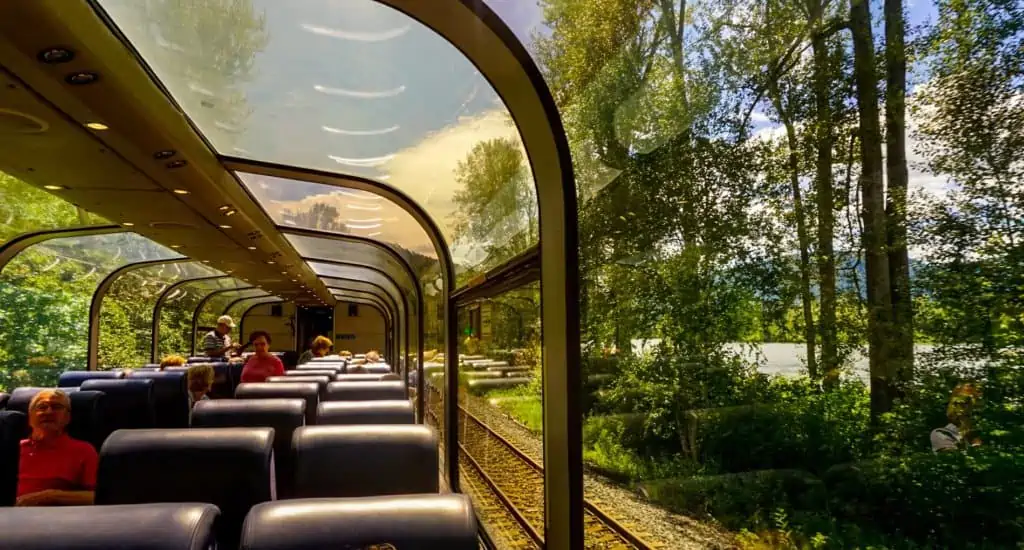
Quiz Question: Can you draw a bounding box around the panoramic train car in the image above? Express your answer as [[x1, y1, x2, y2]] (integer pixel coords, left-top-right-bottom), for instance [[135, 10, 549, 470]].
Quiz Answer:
[[2, 0, 1020, 549]]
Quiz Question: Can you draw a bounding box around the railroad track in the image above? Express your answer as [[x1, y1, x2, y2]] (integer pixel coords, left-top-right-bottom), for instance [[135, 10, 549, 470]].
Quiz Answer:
[[424, 383, 658, 549]]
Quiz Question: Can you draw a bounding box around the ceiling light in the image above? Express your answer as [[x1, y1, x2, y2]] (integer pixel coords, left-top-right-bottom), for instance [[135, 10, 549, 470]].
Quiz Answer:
[[226, 270, 234, 274], [154, 150, 176, 160], [202, 260, 210, 263], [224, 209, 236, 216], [84, 122, 108, 131], [281, 271, 287, 275], [122, 222, 134, 227], [166, 160, 188, 169], [38, 47, 75, 64], [218, 205, 232, 211], [219, 224, 232, 229], [65, 71, 98, 85], [266, 261, 275, 265], [247, 246, 257, 251], [43, 185, 65, 190], [170, 245, 182, 249], [172, 188, 189, 195]]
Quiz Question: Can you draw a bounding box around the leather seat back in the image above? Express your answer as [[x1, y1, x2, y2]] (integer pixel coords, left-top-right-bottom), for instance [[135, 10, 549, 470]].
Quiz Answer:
[[289, 368, 339, 376], [364, 364, 392, 374], [325, 381, 406, 401], [57, 370, 123, 387], [96, 428, 273, 549], [316, 401, 414, 426], [126, 371, 189, 428], [240, 495, 477, 550], [292, 425, 438, 498], [333, 374, 387, 382], [235, 383, 319, 425], [192, 399, 306, 498], [0, 503, 220, 550], [0, 392, 8, 409], [5, 388, 105, 449], [0, 411, 28, 507], [80, 379, 155, 443]]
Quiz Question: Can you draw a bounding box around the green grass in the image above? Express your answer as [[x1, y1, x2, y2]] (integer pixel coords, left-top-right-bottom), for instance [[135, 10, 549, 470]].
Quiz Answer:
[[484, 388, 543, 433]]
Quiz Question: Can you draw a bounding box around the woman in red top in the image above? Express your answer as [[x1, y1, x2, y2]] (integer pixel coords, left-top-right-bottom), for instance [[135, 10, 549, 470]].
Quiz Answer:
[[240, 330, 285, 383]]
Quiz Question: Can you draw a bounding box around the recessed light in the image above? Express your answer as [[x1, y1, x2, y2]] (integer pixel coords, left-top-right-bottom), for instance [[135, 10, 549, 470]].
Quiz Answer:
[[219, 224, 232, 229], [43, 185, 65, 190], [266, 261, 275, 265], [224, 209, 236, 216], [202, 260, 210, 263], [65, 71, 99, 85], [122, 222, 134, 227], [166, 160, 187, 169], [154, 150, 176, 160], [84, 122, 108, 131], [247, 246, 257, 250], [38, 47, 75, 64], [171, 245, 182, 249], [172, 188, 189, 195], [281, 272, 287, 275], [226, 270, 234, 274], [218, 205, 231, 211]]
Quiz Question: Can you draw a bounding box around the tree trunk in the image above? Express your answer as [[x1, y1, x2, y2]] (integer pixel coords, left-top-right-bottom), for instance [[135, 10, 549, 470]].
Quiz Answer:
[[809, 0, 839, 388], [850, 0, 895, 419], [885, 0, 914, 385], [769, 87, 818, 380]]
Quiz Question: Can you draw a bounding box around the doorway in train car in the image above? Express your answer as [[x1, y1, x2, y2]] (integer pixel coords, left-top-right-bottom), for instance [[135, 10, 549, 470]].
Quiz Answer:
[[296, 306, 333, 356]]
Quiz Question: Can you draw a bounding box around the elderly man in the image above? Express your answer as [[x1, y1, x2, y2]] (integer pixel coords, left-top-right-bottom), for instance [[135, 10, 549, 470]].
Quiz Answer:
[[16, 389, 97, 506], [203, 315, 240, 358]]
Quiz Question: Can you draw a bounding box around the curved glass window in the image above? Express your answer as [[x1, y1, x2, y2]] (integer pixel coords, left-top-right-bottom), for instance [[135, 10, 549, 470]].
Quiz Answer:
[[100, 261, 223, 368], [158, 277, 249, 357], [197, 287, 268, 339], [227, 295, 281, 329], [0, 171, 108, 247], [283, 231, 416, 295], [310, 262, 402, 305], [92, 0, 540, 273], [329, 289, 391, 320], [0, 232, 180, 385]]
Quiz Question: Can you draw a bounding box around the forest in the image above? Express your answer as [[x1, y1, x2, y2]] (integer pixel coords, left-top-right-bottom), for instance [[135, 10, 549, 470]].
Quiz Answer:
[[0, 0, 1021, 547]]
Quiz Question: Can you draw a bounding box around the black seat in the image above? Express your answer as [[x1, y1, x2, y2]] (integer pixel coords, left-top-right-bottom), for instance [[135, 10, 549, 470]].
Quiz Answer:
[[5, 388, 106, 450], [240, 494, 477, 549], [0, 503, 220, 549], [0, 392, 8, 409], [292, 425, 438, 498], [79, 379, 155, 443], [96, 428, 274, 549], [266, 376, 329, 400], [126, 371, 189, 428], [236, 383, 319, 425], [192, 399, 306, 499], [317, 401, 415, 425], [57, 370, 123, 387], [333, 373, 387, 382], [325, 381, 406, 401], [364, 364, 392, 374], [288, 368, 339, 376], [0, 411, 28, 507]]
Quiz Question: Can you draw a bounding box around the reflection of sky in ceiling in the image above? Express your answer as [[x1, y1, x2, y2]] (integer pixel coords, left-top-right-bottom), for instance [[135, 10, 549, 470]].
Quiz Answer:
[[94, 0, 536, 268]]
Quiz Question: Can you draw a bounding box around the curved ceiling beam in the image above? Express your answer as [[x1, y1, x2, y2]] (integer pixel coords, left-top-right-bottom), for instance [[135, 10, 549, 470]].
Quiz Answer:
[[321, 273, 405, 373], [150, 274, 231, 362], [87, 257, 190, 370], [0, 224, 123, 272], [279, 227, 420, 295], [376, 2, 582, 542], [189, 286, 256, 355], [237, 298, 285, 347]]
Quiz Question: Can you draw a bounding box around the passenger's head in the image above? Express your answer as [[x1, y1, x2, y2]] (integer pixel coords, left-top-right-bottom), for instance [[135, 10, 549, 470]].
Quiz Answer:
[[27, 389, 71, 438], [159, 354, 186, 369], [249, 330, 272, 356], [948, 382, 981, 424], [339, 350, 352, 359], [188, 364, 215, 399], [311, 335, 333, 357], [216, 315, 234, 335], [366, 350, 381, 363]]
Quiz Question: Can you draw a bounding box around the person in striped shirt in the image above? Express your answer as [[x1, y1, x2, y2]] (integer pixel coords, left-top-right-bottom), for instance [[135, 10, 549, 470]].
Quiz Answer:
[[203, 315, 239, 359]]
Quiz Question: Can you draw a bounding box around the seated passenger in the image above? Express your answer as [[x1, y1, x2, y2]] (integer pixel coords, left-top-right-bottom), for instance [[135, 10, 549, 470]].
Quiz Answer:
[[931, 382, 982, 452], [188, 364, 215, 406], [203, 315, 240, 359], [16, 389, 98, 506], [298, 335, 333, 365], [339, 350, 352, 360], [159, 354, 187, 370], [240, 331, 285, 383], [365, 350, 381, 363]]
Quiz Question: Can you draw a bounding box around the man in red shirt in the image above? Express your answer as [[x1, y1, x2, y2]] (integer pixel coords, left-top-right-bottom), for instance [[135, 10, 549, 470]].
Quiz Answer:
[[16, 389, 98, 506], [240, 330, 285, 383]]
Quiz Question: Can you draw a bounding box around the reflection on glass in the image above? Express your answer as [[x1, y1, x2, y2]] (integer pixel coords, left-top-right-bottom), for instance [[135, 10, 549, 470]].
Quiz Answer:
[[455, 283, 542, 548], [100, 261, 223, 367], [0, 232, 180, 383], [93, 0, 539, 271], [0, 170, 108, 246], [283, 231, 416, 294]]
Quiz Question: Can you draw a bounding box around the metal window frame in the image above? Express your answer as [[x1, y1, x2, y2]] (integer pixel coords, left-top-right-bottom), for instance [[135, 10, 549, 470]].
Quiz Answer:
[[327, 286, 398, 364], [0, 224, 124, 271], [150, 274, 231, 361], [237, 297, 285, 345], [329, 292, 396, 363], [87, 257, 190, 370], [189, 286, 256, 355], [322, 276, 403, 374]]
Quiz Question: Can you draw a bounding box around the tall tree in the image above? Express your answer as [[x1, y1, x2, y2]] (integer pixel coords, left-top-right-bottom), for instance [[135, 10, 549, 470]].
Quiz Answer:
[[850, 0, 896, 417], [885, 0, 914, 384]]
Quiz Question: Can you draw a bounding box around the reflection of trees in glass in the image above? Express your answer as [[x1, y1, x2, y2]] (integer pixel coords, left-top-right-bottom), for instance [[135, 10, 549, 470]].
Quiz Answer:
[[450, 137, 538, 281], [285, 202, 347, 233], [0, 172, 107, 244]]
